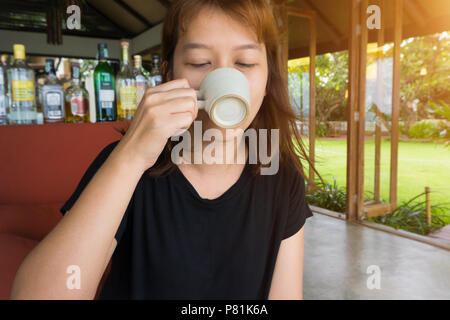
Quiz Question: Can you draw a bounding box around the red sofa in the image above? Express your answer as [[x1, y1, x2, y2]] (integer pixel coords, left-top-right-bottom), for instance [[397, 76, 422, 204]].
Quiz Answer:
[[0, 121, 127, 299]]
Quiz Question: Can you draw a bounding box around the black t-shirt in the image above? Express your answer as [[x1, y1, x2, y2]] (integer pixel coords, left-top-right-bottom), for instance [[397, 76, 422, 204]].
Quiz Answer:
[[60, 140, 313, 299]]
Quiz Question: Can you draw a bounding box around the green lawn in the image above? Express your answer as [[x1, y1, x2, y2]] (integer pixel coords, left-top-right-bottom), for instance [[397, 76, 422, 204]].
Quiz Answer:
[[300, 138, 450, 222]]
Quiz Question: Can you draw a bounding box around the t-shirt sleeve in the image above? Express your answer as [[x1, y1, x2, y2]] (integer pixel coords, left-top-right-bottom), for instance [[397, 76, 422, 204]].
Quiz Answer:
[[282, 163, 314, 240], [59, 140, 129, 243]]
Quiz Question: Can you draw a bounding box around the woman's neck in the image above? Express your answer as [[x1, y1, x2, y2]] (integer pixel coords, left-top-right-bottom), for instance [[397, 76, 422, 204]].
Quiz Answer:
[[178, 132, 248, 177]]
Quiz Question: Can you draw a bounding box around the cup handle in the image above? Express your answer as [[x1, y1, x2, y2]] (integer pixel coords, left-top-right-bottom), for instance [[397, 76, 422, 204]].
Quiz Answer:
[[195, 90, 205, 110]]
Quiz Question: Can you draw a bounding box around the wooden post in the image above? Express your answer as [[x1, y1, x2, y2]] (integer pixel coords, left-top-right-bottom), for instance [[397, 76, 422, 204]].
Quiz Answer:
[[390, 0, 403, 212], [357, 0, 368, 220], [425, 186, 431, 227], [374, 0, 385, 203], [346, 0, 360, 221], [285, 6, 316, 193]]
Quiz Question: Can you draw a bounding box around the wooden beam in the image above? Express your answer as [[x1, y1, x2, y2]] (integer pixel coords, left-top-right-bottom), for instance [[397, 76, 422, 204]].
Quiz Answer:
[[301, 0, 344, 46], [357, 0, 368, 221], [286, 6, 315, 19], [346, 0, 360, 222], [289, 13, 450, 59], [364, 200, 378, 206], [86, 0, 133, 37], [389, 0, 402, 211], [288, 40, 347, 59], [114, 0, 153, 28], [374, 0, 385, 203], [0, 29, 123, 60], [364, 203, 391, 218]]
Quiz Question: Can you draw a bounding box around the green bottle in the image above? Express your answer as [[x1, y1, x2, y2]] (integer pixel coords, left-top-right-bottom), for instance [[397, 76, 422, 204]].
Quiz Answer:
[[94, 43, 116, 121]]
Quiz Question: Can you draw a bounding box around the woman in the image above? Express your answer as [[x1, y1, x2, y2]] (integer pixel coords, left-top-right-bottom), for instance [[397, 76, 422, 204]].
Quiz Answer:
[[11, 0, 316, 300]]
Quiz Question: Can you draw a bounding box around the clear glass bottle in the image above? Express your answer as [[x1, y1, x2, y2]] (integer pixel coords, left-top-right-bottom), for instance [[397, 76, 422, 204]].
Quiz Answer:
[[94, 43, 116, 122], [41, 59, 65, 123], [142, 62, 152, 83], [35, 68, 47, 114], [0, 54, 9, 125], [65, 61, 90, 123], [133, 55, 147, 108], [7, 44, 37, 124], [150, 54, 162, 87], [116, 41, 136, 121]]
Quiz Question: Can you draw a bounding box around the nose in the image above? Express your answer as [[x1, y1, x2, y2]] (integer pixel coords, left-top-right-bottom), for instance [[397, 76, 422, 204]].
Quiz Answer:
[[213, 57, 238, 70]]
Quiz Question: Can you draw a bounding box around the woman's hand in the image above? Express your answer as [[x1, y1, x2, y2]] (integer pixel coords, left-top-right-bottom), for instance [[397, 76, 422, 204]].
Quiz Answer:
[[116, 78, 198, 172]]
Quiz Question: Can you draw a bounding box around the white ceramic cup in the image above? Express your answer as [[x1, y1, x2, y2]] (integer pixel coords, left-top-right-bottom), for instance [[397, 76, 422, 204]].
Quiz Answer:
[[195, 68, 251, 128]]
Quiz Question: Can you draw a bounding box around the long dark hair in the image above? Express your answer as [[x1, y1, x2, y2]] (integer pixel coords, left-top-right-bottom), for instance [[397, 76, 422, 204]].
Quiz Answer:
[[119, 0, 322, 185]]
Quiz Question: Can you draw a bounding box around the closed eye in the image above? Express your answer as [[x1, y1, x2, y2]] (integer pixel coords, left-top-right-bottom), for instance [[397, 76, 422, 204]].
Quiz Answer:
[[236, 63, 256, 68], [188, 63, 256, 68], [189, 63, 209, 68]]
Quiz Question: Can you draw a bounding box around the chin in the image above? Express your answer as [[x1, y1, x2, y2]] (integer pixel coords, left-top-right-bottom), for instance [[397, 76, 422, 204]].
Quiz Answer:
[[189, 110, 256, 142]]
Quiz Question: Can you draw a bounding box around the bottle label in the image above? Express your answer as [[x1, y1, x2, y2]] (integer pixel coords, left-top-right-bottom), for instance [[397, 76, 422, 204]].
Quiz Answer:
[[99, 89, 114, 109], [71, 95, 89, 116], [120, 86, 137, 111], [136, 76, 146, 107], [12, 80, 35, 102], [46, 93, 61, 106], [72, 67, 80, 80], [44, 91, 63, 119], [99, 89, 114, 101], [0, 95, 6, 116], [99, 73, 114, 109]]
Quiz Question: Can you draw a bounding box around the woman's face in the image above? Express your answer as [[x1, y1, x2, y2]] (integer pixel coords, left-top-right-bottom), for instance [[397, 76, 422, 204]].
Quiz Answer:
[[170, 7, 269, 135]]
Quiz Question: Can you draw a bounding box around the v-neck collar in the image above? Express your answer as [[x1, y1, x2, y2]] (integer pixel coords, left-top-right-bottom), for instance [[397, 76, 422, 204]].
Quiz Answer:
[[173, 163, 251, 206]]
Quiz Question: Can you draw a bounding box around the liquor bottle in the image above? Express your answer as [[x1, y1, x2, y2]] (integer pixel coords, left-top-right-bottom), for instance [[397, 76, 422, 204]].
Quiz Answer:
[[142, 61, 152, 82], [94, 43, 116, 122], [150, 54, 162, 87], [7, 44, 37, 124], [35, 68, 46, 113], [41, 59, 65, 123], [65, 61, 90, 123], [0, 54, 9, 125], [61, 60, 72, 92], [133, 55, 147, 108], [116, 41, 136, 121]]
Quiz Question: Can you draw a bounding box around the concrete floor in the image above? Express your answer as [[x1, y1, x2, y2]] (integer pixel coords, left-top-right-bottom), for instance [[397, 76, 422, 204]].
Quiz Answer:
[[303, 213, 450, 300]]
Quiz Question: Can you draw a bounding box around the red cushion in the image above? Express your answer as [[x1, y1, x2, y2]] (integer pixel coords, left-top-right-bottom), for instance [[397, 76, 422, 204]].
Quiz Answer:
[[0, 122, 127, 205], [0, 204, 63, 241], [0, 233, 39, 300]]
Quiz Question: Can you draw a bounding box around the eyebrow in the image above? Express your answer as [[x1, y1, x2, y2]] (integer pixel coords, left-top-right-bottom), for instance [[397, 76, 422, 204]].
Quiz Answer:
[[182, 42, 262, 52]]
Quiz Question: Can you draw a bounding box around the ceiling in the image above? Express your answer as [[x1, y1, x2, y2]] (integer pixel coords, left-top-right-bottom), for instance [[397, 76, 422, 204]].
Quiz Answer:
[[287, 0, 450, 58], [0, 0, 170, 38], [0, 0, 449, 60]]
